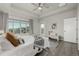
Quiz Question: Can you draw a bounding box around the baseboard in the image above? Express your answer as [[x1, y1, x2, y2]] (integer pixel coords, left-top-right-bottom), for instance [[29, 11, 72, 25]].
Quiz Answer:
[[64, 41, 77, 44]]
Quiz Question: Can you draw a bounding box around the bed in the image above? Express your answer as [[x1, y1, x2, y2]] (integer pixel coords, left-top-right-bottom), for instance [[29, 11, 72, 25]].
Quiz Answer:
[[0, 35, 38, 56]]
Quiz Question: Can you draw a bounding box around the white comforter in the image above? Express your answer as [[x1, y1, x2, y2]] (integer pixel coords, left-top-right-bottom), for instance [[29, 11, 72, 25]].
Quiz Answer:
[[0, 35, 38, 56], [0, 44, 38, 56]]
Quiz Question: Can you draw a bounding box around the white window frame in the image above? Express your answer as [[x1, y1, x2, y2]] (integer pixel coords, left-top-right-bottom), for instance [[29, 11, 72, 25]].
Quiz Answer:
[[7, 19, 30, 34]]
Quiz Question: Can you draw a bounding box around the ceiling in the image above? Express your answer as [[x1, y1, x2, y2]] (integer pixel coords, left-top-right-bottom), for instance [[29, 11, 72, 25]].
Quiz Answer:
[[11, 3, 77, 15], [0, 3, 77, 18]]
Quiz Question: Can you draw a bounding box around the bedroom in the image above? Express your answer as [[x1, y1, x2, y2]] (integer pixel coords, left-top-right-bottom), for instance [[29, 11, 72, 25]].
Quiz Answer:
[[0, 3, 78, 56]]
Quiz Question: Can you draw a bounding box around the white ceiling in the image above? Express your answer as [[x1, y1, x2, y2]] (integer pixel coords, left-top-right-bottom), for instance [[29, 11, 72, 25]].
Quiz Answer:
[[0, 3, 77, 18], [11, 3, 77, 15]]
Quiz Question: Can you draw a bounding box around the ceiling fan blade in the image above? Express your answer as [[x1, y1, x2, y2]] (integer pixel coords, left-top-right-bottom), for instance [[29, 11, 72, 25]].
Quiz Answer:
[[32, 3, 39, 7], [32, 3, 36, 6], [32, 3, 49, 11], [38, 3, 41, 7]]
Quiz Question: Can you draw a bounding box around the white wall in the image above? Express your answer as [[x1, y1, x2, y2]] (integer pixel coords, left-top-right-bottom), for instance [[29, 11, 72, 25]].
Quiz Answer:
[[76, 4, 79, 50], [40, 8, 77, 38], [33, 18, 40, 34]]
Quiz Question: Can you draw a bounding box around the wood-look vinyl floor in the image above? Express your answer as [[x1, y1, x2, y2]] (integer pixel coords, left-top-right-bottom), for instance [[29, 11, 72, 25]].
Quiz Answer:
[[36, 40, 79, 56]]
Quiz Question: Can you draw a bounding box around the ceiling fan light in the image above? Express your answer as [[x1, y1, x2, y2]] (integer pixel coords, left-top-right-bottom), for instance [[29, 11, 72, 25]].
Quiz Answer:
[[38, 7, 42, 10]]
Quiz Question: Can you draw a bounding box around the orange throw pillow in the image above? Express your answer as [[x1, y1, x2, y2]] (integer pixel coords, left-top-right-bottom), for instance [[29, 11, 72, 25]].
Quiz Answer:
[[5, 32, 20, 47]]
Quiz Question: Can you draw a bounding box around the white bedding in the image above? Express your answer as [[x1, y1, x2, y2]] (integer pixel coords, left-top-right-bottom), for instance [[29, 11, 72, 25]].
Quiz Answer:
[[0, 36, 15, 53], [21, 35, 35, 45], [0, 44, 38, 56], [0, 35, 38, 56]]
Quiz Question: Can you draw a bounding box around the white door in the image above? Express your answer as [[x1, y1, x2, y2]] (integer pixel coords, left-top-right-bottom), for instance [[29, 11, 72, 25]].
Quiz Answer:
[[64, 18, 77, 43]]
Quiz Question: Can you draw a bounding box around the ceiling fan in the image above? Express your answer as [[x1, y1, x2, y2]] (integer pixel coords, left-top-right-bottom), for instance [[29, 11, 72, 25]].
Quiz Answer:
[[32, 3, 49, 11], [32, 3, 66, 11]]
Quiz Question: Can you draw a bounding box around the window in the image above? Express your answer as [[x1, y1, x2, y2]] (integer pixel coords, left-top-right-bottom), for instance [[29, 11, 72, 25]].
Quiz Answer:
[[8, 19, 30, 34], [21, 22, 27, 33], [14, 20, 20, 34], [8, 20, 14, 33]]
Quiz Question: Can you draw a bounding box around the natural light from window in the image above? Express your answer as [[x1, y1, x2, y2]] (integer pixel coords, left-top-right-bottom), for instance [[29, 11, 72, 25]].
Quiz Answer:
[[8, 19, 30, 34]]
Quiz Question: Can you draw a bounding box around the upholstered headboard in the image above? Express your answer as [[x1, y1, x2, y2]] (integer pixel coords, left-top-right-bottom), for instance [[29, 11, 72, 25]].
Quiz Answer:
[[5, 32, 20, 47]]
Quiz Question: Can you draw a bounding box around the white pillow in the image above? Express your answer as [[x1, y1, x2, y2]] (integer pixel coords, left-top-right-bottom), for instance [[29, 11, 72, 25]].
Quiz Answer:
[[21, 35, 35, 45], [15, 35, 35, 45]]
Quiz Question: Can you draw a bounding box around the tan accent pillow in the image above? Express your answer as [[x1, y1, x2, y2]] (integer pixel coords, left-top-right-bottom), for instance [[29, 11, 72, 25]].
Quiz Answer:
[[5, 32, 20, 47]]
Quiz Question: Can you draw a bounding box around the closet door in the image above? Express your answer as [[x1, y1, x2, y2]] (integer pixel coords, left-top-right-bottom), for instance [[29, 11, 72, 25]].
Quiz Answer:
[[64, 18, 77, 43]]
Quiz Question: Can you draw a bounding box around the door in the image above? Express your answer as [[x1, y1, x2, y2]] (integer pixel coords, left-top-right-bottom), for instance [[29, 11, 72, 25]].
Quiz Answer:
[[64, 18, 77, 43]]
